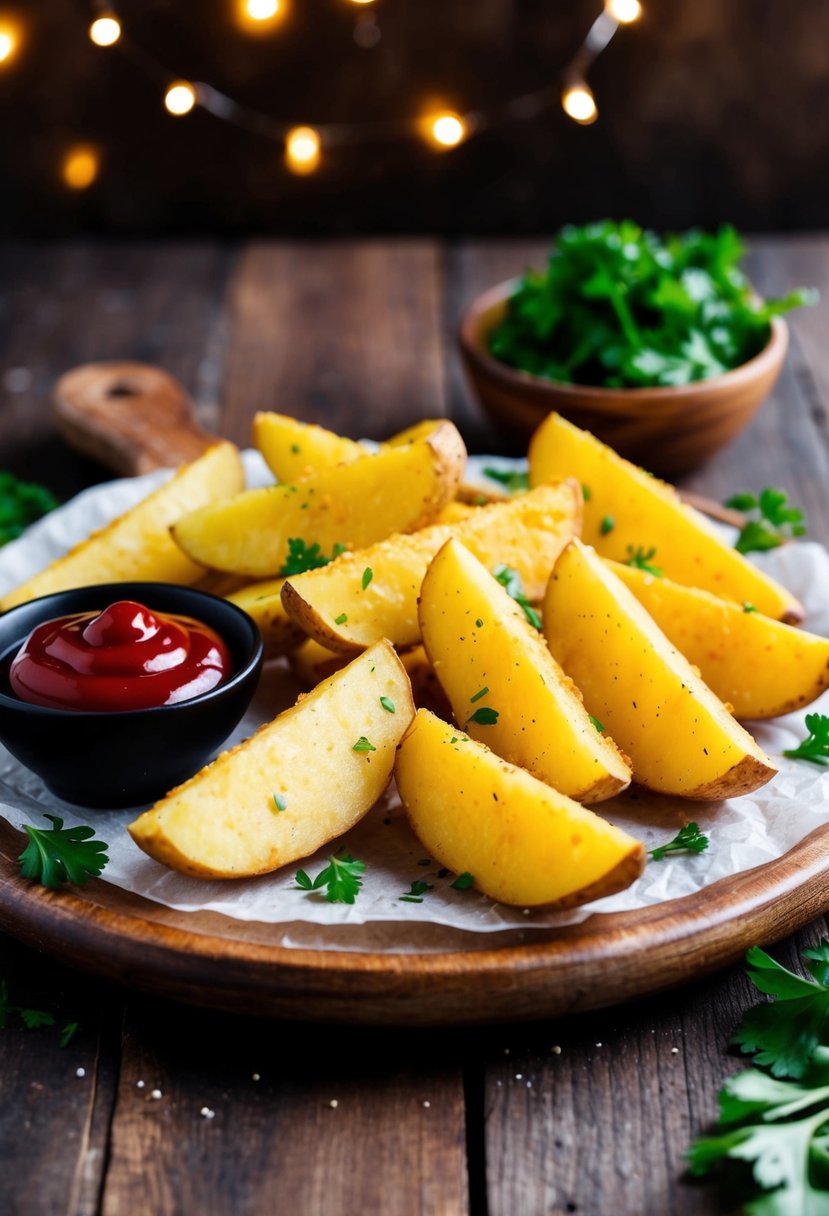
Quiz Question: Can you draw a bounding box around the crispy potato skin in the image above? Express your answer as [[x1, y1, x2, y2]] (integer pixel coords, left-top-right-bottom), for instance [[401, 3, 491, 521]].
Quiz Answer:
[[543, 540, 777, 799], [419, 539, 631, 803], [529, 412, 803, 623], [0, 442, 245, 611], [394, 709, 645, 909], [609, 560, 829, 719], [281, 482, 583, 654], [128, 640, 415, 878], [171, 423, 467, 577]]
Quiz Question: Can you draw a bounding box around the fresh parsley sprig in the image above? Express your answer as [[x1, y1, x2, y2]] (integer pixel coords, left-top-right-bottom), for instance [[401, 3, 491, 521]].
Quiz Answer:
[[0, 471, 59, 545], [295, 852, 365, 904], [18, 815, 109, 888], [493, 564, 542, 630], [648, 822, 709, 861], [625, 545, 663, 576], [784, 714, 829, 767], [725, 487, 807, 555], [280, 538, 346, 576]]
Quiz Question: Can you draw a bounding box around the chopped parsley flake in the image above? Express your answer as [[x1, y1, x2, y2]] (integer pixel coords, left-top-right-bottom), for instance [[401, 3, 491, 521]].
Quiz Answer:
[[361, 567, 373, 590], [334, 612, 348, 624], [379, 696, 395, 714], [470, 686, 489, 704], [272, 793, 287, 813], [451, 872, 474, 890], [352, 736, 376, 753], [466, 707, 499, 727], [600, 515, 615, 535], [588, 714, 604, 733]]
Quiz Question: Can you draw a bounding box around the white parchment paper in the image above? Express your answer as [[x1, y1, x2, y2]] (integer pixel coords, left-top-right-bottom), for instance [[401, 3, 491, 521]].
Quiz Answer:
[[0, 453, 828, 949]]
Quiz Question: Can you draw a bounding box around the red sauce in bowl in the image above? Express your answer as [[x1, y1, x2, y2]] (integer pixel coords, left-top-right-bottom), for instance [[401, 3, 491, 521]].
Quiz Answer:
[[9, 600, 233, 711]]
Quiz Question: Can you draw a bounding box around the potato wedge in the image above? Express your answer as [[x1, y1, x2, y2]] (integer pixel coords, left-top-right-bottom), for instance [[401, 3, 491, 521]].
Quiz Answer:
[[608, 561, 829, 720], [0, 442, 244, 611], [225, 579, 306, 661], [529, 412, 803, 623], [544, 540, 777, 799], [281, 482, 582, 654], [289, 637, 350, 686], [419, 539, 631, 802], [172, 421, 467, 577], [289, 640, 451, 717], [128, 640, 415, 878], [253, 412, 366, 482], [395, 709, 646, 909]]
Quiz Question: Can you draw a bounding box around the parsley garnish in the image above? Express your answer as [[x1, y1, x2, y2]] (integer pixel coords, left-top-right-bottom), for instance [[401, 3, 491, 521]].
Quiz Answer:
[[648, 822, 709, 861], [295, 852, 365, 904], [725, 487, 807, 554], [361, 567, 373, 590], [451, 872, 474, 890], [334, 612, 348, 624], [600, 515, 615, 535], [493, 564, 542, 630], [60, 1021, 80, 1047], [399, 879, 433, 904], [784, 714, 829, 766], [743, 601, 758, 613], [588, 714, 604, 733], [0, 471, 59, 545], [625, 545, 663, 576], [466, 707, 500, 727], [280, 538, 346, 576], [290, 443, 301, 454], [0, 980, 79, 1048], [352, 736, 376, 753], [379, 696, 395, 714], [581, 483, 592, 501], [482, 466, 530, 494], [272, 793, 287, 812], [18, 815, 108, 888], [475, 618, 484, 628], [688, 942, 829, 1212], [470, 686, 489, 703]]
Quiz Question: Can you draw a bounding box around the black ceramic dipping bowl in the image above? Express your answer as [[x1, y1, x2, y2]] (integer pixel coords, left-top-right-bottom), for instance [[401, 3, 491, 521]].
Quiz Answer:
[[0, 583, 264, 808]]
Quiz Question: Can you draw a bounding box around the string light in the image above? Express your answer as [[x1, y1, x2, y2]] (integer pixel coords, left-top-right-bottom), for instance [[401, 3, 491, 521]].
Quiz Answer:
[[62, 145, 100, 190], [0, 20, 19, 65], [427, 112, 467, 149], [562, 83, 598, 125], [605, 0, 641, 24], [89, 15, 121, 46], [285, 126, 320, 174], [164, 81, 197, 117]]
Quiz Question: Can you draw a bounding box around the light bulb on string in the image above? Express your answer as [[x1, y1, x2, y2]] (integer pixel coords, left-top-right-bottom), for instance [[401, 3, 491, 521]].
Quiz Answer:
[[285, 126, 320, 175], [62, 145, 100, 191], [165, 81, 197, 117], [605, 0, 641, 23], [89, 15, 121, 46], [425, 112, 467, 150], [562, 83, 598, 125]]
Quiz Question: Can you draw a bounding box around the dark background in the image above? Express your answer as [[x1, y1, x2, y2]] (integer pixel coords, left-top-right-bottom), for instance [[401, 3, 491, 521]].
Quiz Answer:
[[2, 0, 828, 237]]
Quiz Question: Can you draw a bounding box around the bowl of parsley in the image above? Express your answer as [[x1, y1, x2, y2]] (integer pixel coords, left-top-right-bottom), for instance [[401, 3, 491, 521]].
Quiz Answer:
[[459, 221, 815, 474]]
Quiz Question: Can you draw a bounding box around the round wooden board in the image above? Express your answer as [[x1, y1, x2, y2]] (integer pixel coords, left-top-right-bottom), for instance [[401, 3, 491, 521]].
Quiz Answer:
[[2, 817, 829, 1025]]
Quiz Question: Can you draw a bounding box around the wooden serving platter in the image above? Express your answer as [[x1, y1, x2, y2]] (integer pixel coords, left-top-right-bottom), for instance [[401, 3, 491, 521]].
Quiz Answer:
[[2, 816, 829, 1025]]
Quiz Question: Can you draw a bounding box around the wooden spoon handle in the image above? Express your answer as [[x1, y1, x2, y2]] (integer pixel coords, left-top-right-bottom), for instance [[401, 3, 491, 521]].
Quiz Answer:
[[52, 362, 216, 476]]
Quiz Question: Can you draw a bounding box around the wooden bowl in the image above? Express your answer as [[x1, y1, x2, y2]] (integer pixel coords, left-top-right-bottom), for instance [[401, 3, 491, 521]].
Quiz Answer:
[[458, 278, 789, 475]]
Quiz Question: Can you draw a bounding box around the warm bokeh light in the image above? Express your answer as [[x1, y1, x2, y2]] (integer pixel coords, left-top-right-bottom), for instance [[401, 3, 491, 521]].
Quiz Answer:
[[62, 145, 100, 190], [562, 84, 598, 124], [245, 0, 279, 19], [165, 81, 197, 116], [236, 0, 284, 31], [285, 126, 320, 174], [89, 15, 121, 46], [428, 112, 466, 149], [0, 21, 19, 65], [348, 1, 376, 5], [605, 0, 642, 23]]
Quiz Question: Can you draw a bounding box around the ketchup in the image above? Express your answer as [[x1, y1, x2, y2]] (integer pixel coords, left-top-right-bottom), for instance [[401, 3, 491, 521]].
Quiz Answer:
[[9, 600, 233, 712]]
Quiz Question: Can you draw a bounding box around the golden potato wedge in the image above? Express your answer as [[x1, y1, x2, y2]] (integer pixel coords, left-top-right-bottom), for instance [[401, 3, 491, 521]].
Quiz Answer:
[[289, 640, 451, 716], [0, 442, 245, 611], [608, 560, 829, 720], [128, 640, 415, 878], [172, 421, 467, 577], [289, 637, 350, 686], [225, 579, 306, 661], [419, 539, 631, 802], [281, 482, 582, 654], [544, 540, 777, 799], [529, 412, 803, 623], [253, 412, 366, 482], [395, 709, 646, 909]]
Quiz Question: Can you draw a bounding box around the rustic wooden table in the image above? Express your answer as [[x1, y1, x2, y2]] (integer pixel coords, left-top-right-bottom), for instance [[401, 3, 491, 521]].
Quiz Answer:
[[0, 236, 827, 1216]]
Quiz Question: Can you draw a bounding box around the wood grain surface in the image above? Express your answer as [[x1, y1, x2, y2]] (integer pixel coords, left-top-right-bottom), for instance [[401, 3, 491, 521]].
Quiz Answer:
[[0, 236, 827, 1215]]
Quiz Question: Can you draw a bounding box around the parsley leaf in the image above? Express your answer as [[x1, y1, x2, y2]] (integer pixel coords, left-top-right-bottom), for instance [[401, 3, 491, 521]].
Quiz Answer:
[[399, 879, 433, 904], [19, 1007, 55, 1030], [625, 545, 663, 576], [451, 872, 475, 890], [280, 538, 346, 576], [352, 736, 376, 753], [466, 707, 499, 727], [295, 852, 365, 904], [0, 471, 59, 545], [648, 822, 709, 861], [334, 612, 348, 625], [493, 564, 542, 630], [482, 466, 530, 494], [361, 567, 373, 590], [725, 487, 807, 554], [588, 714, 604, 733], [379, 696, 395, 714], [470, 686, 489, 703], [272, 793, 287, 812], [0, 980, 74, 1043], [733, 943, 829, 1079], [784, 714, 829, 767], [600, 515, 615, 535], [18, 815, 109, 888]]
